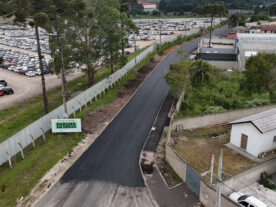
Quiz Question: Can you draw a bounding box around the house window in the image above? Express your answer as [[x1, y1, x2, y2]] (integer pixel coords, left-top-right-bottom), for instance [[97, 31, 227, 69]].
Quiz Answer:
[[274, 136, 276, 143]]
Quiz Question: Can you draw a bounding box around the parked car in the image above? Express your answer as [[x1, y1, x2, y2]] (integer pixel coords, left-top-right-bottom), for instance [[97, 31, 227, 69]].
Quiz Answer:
[[25, 71, 36, 77], [0, 80, 7, 86], [0, 90, 4, 96], [0, 84, 4, 90], [123, 51, 130, 55], [1, 87, 14, 95], [229, 192, 268, 207]]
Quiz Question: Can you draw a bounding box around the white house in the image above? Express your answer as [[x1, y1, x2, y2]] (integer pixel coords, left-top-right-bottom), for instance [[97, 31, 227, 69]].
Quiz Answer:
[[229, 108, 276, 158]]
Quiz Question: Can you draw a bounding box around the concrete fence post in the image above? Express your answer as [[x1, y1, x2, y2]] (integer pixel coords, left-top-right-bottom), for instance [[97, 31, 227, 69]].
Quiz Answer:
[[30, 134, 36, 149], [6, 151, 12, 168], [40, 128, 46, 142], [18, 142, 24, 159]]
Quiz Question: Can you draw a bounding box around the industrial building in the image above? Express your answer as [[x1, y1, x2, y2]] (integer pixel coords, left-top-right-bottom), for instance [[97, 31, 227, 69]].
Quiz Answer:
[[236, 33, 276, 70]]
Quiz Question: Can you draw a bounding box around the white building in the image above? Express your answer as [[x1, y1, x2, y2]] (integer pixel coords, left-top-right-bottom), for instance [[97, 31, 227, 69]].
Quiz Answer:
[[229, 108, 276, 158], [236, 33, 276, 70], [138, 1, 157, 11]]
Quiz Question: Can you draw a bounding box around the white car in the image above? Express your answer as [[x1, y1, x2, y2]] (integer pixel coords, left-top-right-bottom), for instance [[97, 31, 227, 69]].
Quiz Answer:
[[0, 84, 4, 90], [25, 71, 36, 77], [229, 192, 268, 207]]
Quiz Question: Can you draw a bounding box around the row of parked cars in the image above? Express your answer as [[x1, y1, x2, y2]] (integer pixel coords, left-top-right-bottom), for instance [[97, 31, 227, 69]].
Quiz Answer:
[[0, 48, 51, 77], [0, 80, 14, 97], [0, 24, 50, 54]]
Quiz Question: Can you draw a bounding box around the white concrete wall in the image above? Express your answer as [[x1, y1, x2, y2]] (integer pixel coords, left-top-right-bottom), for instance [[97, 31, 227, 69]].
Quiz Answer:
[[165, 145, 186, 182], [172, 105, 276, 131], [222, 158, 276, 195], [231, 123, 276, 157]]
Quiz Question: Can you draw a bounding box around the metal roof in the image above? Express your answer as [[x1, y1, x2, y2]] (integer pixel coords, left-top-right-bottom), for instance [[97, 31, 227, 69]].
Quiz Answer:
[[200, 48, 236, 54], [230, 108, 276, 133]]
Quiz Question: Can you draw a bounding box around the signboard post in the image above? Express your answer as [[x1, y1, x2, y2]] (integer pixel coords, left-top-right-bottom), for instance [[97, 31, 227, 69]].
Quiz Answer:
[[51, 119, 82, 133]]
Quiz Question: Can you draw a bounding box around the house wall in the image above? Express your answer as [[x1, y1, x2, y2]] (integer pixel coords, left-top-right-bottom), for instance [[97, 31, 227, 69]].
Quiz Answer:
[[230, 123, 276, 157]]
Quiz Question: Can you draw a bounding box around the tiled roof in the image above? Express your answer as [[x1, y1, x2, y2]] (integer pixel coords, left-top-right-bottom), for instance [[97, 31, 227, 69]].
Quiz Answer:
[[230, 108, 276, 133]]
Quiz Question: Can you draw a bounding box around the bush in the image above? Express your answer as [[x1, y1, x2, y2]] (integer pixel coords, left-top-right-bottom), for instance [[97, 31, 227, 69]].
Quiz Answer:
[[244, 99, 270, 108], [203, 106, 226, 114]]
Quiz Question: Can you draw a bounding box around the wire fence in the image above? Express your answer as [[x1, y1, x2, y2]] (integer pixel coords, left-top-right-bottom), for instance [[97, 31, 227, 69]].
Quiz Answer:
[[0, 29, 200, 166]]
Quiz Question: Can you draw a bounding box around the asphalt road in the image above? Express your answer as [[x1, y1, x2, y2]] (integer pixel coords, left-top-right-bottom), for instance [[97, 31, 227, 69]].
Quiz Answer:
[[36, 26, 228, 207]]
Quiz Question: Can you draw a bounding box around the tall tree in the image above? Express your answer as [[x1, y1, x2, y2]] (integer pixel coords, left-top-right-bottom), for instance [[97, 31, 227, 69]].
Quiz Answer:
[[165, 61, 190, 98], [30, 12, 50, 114], [47, 0, 85, 117], [203, 4, 227, 47], [188, 59, 212, 86], [244, 53, 276, 94], [98, 6, 122, 74]]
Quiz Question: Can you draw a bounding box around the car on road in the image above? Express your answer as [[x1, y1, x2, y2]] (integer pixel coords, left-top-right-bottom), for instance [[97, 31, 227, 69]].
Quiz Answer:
[[229, 192, 268, 207], [0, 80, 7, 86], [0, 84, 4, 90], [1, 87, 14, 95]]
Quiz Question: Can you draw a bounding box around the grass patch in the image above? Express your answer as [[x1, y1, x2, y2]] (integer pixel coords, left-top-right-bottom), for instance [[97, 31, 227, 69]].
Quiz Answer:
[[164, 161, 183, 184], [172, 126, 256, 182]]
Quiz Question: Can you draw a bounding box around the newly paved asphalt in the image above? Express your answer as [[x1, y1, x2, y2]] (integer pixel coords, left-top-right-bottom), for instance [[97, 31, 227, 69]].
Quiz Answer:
[[36, 26, 228, 207]]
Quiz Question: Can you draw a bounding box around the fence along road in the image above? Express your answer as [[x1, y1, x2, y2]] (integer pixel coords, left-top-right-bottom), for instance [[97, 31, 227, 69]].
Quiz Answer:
[[0, 29, 199, 166]]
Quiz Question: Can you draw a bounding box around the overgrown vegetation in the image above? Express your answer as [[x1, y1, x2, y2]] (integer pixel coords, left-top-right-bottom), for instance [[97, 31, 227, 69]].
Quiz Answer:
[[165, 55, 276, 118]]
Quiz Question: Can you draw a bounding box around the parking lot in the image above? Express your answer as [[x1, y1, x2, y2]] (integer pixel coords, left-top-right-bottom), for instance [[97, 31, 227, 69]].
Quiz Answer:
[[0, 67, 82, 110], [0, 18, 223, 110]]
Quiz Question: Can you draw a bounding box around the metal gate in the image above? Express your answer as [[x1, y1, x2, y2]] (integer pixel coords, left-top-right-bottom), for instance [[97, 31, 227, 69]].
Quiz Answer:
[[186, 163, 200, 196]]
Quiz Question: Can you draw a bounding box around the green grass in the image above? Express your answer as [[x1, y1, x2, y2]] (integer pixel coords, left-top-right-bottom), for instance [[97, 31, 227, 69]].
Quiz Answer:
[[164, 161, 183, 184]]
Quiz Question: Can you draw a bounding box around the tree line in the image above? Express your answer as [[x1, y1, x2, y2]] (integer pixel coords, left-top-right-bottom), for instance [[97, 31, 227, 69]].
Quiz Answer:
[[0, 0, 138, 116], [157, 0, 273, 16]]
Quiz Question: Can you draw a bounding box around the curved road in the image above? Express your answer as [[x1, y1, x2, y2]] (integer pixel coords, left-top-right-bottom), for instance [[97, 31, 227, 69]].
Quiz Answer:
[[36, 26, 228, 207]]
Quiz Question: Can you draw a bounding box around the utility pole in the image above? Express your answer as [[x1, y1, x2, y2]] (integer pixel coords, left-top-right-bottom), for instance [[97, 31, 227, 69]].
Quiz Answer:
[[215, 149, 223, 207], [134, 33, 137, 68], [209, 154, 214, 185]]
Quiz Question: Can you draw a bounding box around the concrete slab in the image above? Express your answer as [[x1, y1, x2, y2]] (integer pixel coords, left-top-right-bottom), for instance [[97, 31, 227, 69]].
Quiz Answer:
[[225, 143, 258, 161]]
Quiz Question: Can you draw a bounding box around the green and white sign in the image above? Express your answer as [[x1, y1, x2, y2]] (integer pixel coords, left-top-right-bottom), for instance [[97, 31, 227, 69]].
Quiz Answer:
[[51, 119, 82, 133]]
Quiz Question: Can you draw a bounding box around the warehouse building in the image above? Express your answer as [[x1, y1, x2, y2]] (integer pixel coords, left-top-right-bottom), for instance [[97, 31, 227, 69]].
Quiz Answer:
[[236, 33, 276, 70]]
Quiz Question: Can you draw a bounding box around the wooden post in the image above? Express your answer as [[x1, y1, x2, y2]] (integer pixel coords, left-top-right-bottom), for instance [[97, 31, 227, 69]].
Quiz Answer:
[[30, 134, 36, 149], [18, 143, 25, 160], [6, 151, 12, 168]]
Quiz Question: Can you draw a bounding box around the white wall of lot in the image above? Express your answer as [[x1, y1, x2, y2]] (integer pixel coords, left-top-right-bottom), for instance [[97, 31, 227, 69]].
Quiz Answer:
[[222, 158, 276, 195], [172, 104, 276, 131], [230, 123, 276, 157]]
